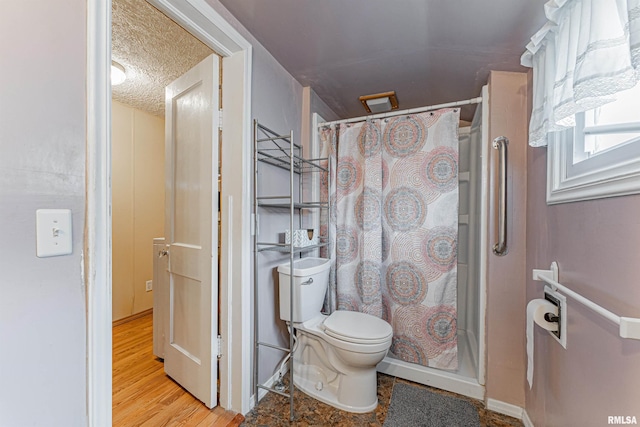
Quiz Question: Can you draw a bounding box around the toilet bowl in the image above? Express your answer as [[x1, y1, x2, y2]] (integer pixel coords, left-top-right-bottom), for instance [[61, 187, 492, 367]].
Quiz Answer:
[[292, 311, 392, 412], [277, 258, 393, 413]]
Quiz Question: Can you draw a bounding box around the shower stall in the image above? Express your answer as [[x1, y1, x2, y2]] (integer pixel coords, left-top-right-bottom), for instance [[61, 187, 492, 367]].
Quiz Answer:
[[315, 86, 489, 400]]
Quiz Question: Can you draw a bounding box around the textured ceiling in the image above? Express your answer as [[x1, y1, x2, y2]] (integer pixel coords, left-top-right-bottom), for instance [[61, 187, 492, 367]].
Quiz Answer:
[[218, 0, 547, 121], [112, 0, 214, 117]]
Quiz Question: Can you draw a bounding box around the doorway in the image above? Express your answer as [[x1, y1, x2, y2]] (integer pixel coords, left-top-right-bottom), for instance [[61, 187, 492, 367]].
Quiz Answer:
[[110, 0, 214, 326], [111, 0, 219, 415], [86, 0, 254, 424]]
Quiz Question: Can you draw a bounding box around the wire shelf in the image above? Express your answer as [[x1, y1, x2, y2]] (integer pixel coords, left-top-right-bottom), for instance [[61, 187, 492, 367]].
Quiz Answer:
[[258, 201, 329, 209], [253, 119, 331, 422], [256, 242, 329, 253]]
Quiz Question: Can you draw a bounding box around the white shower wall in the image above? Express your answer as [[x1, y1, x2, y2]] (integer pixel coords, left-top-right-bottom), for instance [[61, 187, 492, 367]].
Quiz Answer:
[[457, 126, 478, 379], [457, 95, 486, 383]]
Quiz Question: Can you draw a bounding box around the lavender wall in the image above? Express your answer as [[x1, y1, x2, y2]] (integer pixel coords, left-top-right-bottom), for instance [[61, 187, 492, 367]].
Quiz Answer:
[[485, 71, 529, 407], [206, 0, 309, 387], [525, 140, 640, 425], [0, 1, 87, 425]]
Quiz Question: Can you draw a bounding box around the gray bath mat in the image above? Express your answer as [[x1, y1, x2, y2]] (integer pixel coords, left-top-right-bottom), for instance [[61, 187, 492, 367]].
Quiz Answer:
[[383, 383, 480, 427]]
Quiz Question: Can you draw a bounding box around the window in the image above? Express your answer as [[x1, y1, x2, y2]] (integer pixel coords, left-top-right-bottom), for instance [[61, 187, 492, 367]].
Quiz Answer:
[[547, 82, 640, 204]]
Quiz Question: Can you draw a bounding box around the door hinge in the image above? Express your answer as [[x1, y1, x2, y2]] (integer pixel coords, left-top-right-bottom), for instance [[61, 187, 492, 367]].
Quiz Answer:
[[218, 109, 223, 130], [217, 335, 223, 359]]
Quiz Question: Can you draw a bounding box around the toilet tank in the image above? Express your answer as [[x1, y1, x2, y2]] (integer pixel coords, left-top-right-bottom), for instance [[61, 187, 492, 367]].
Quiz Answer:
[[277, 257, 331, 322]]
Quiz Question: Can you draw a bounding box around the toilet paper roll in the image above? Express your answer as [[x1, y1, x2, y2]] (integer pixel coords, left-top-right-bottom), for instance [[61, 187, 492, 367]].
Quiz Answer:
[[526, 299, 559, 389]]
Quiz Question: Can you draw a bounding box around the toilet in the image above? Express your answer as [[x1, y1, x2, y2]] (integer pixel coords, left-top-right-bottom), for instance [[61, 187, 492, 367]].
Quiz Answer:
[[278, 257, 393, 413]]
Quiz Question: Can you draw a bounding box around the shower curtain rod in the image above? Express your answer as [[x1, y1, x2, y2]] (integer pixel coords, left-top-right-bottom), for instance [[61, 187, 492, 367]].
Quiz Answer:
[[318, 96, 482, 128]]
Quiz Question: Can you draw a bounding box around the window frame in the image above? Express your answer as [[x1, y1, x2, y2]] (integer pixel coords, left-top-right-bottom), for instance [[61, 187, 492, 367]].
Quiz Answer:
[[547, 113, 640, 204]]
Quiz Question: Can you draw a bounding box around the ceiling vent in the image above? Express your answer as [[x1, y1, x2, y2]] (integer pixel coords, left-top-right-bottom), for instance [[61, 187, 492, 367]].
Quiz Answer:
[[359, 91, 399, 114]]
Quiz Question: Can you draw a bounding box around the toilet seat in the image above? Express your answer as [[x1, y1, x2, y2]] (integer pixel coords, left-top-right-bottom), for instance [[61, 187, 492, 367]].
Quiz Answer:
[[323, 311, 393, 345]]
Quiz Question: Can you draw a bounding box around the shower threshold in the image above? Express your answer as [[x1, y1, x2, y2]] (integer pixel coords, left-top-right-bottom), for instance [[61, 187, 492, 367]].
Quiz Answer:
[[377, 329, 484, 400]]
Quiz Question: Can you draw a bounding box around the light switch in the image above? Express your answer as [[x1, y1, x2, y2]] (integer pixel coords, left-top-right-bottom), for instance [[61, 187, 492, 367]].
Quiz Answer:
[[36, 209, 73, 257]]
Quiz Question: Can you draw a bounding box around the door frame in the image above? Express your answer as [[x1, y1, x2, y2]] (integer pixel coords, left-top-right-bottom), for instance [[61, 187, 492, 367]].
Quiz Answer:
[[86, 0, 253, 424]]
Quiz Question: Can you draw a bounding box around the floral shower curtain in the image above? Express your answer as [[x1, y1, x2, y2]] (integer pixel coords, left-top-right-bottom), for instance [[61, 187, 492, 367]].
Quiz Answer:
[[320, 108, 460, 370]]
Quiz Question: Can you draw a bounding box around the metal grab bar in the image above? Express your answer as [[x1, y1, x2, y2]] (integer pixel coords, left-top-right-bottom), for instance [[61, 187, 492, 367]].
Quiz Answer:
[[492, 136, 508, 256], [533, 262, 640, 340]]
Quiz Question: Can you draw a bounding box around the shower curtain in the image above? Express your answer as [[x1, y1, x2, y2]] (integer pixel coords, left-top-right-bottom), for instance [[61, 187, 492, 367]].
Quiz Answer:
[[320, 108, 460, 370]]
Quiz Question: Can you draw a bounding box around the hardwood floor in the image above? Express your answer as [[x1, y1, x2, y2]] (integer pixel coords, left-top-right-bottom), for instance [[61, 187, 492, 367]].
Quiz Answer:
[[113, 312, 243, 426]]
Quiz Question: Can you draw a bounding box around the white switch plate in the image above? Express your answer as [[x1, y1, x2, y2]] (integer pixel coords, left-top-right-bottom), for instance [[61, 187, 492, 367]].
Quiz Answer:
[[36, 209, 72, 257], [146, 280, 153, 292]]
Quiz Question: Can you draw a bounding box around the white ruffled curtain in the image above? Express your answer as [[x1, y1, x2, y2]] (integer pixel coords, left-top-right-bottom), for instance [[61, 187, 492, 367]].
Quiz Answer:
[[522, 0, 640, 147]]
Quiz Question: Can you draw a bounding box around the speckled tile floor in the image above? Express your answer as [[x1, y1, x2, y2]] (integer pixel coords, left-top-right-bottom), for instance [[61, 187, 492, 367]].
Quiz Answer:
[[241, 373, 523, 426]]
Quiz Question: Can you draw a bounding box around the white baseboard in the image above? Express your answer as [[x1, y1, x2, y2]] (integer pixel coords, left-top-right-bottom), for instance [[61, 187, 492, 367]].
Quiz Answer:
[[522, 409, 535, 427], [486, 398, 524, 420]]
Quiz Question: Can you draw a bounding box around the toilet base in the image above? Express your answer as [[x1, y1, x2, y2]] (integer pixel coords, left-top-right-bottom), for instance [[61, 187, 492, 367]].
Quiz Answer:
[[293, 364, 378, 413]]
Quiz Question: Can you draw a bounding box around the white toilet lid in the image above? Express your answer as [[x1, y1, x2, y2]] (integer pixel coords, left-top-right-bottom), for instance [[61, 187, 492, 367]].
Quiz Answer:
[[323, 311, 392, 344]]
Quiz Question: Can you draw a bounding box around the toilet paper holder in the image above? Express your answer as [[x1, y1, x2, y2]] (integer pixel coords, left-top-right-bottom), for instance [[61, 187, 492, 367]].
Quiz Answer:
[[533, 261, 640, 341], [543, 287, 567, 348], [544, 292, 562, 340]]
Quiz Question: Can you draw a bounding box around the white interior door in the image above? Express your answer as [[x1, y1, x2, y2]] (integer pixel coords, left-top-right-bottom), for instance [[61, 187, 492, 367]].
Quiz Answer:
[[164, 54, 219, 408]]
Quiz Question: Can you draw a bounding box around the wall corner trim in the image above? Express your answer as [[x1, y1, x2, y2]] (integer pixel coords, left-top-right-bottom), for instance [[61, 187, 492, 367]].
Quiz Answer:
[[486, 398, 524, 420], [522, 409, 535, 427]]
